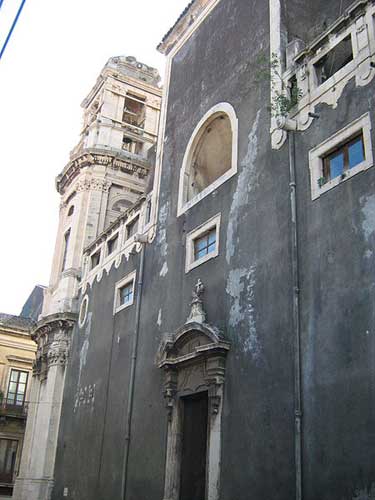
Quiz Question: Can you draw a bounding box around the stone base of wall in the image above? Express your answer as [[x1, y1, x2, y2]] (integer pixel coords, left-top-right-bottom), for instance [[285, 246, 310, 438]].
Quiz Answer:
[[12, 477, 54, 500]]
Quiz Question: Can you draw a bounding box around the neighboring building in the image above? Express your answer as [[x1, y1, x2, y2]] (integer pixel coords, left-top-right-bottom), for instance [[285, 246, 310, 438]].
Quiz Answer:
[[0, 315, 36, 499], [20, 286, 45, 323], [15, 1, 375, 500]]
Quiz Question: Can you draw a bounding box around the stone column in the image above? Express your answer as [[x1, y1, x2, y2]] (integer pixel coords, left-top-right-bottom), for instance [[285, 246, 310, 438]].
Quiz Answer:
[[13, 313, 76, 500]]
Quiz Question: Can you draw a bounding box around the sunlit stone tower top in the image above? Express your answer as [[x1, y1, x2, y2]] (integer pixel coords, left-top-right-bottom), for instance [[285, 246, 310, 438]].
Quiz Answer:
[[44, 55, 162, 317]]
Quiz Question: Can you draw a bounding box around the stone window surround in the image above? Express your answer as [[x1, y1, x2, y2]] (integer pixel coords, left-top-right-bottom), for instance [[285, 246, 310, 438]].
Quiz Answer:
[[113, 270, 136, 314], [185, 213, 221, 273], [177, 103, 238, 217], [309, 112, 373, 200], [78, 295, 89, 329]]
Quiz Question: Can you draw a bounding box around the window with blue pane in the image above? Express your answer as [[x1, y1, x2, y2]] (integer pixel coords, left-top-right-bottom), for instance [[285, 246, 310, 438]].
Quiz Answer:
[[120, 282, 134, 306], [323, 133, 365, 181], [194, 229, 217, 261]]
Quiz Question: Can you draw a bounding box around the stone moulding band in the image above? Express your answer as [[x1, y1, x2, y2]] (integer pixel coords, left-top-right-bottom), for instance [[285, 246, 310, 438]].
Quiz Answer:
[[56, 151, 150, 194]]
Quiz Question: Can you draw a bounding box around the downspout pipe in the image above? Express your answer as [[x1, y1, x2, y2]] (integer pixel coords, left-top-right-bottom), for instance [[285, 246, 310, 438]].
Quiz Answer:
[[278, 116, 303, 500], [288, 130, 303, 500], [121, 234, 148, 500]]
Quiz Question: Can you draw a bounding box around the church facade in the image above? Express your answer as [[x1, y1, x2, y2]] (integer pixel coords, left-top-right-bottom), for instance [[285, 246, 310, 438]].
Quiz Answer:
[[15, 1, 375, 499]]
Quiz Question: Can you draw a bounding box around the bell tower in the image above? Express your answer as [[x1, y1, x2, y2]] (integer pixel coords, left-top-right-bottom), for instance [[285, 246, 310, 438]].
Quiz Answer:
[[13, 56, 161, 500]]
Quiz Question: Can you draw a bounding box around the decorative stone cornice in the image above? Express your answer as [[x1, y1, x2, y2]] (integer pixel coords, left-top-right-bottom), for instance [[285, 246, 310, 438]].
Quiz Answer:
[[56, 149, 150, 194]]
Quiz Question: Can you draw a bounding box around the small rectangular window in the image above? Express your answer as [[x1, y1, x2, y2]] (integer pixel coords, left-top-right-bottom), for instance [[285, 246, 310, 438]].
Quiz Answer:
[[314, 35, 353, 85], [322, 134, 365, 181], [90, 250, 101, 270], [123, 93, 146, 128], [119, 283, 133, 306], [194, 229, 217, 261], [308, 113, 373, 200], [6, 369, 28, 407], [107, 234, 119, 255], [185, 214, 221, 273], [126, 216, 139, 240], [114, 271, 136, 313]]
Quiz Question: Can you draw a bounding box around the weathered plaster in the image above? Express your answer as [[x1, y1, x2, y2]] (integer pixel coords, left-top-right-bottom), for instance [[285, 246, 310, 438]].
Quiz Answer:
[[226, 110, 260, 264]]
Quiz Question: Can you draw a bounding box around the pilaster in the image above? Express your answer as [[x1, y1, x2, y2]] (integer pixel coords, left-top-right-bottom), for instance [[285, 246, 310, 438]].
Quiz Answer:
[[13, 313, 76, 500]]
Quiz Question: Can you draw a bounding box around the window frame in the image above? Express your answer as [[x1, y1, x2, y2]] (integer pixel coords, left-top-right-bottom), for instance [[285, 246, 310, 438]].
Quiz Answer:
[[90, 249, 102, 270], [113, 270, 136, 314], [6, 369, 28, 407], [309, 113, 373, 200], [185, 214, 221, 273], [106, 232, 119, 257], [0, 438, 19, 485], [313, 33, 354, 87], [177, 103, 238, 217]]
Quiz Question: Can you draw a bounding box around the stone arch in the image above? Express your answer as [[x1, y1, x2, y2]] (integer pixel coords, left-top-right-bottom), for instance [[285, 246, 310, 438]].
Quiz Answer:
[[177, 102, 238, 216]]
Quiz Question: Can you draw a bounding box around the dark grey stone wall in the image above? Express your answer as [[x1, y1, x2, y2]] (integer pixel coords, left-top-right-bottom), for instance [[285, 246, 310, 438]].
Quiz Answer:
[[295, 78, 375, 500], [283, 0, 356, 45], [52, 1, 375, 499]]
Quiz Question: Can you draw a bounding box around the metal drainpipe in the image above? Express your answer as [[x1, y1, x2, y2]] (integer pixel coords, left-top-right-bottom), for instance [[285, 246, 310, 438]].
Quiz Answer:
[[121, 236, 147, 500], [288, 129, 303, 500]]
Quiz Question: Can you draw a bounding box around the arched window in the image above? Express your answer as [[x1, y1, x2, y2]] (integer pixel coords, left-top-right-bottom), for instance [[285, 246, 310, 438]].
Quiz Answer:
[[178, 103, 238, 216], [112, 199, 132, 213]]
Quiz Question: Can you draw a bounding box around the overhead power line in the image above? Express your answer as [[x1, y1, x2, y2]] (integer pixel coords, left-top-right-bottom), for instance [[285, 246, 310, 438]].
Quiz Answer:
[[0, 0, 26, 61]]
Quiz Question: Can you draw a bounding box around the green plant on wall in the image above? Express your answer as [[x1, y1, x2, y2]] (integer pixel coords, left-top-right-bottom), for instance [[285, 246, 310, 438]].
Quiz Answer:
[[254, 51, 303, 118]]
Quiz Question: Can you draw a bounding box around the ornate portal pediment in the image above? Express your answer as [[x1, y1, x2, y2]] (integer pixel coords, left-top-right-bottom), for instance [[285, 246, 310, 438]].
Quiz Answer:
[[157, 280, 230, 420], [158, 321, 230, 369]]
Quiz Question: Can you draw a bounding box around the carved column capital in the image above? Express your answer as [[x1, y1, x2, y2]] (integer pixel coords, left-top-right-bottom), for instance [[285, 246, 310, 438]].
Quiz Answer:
[[32, 313, 77, 379]]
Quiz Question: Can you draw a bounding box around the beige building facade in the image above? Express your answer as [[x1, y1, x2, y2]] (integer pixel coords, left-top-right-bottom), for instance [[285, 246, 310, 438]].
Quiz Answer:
[[0, 314, 36, 499]]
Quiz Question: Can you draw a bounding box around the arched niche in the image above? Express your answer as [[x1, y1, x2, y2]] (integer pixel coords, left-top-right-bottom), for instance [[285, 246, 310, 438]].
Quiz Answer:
[[177, 102, 238, 216]]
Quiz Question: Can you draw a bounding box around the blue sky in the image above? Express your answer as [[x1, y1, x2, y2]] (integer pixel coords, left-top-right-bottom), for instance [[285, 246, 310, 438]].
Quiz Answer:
[[0, 0, 188, 315]]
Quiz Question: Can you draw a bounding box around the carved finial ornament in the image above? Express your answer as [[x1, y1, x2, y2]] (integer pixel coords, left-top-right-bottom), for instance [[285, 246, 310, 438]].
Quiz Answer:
[[187, 279, 206, 324]]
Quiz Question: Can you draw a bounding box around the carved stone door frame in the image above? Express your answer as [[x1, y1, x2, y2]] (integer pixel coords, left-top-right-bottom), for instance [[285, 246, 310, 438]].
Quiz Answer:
[[158, 320, 230, 500]]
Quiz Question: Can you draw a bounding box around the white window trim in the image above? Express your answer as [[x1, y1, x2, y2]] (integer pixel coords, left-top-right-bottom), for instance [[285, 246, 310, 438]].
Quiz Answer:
[[113, 270, 136, 314], [177, 103, 238, 217], [185, 213, 221, 273], [309, 113, 373, 200], [310, 31, 357, 94]]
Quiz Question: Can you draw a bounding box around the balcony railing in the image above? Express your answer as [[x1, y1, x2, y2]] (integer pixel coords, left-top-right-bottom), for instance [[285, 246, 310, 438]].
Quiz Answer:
[[0, 400, 28, 418]]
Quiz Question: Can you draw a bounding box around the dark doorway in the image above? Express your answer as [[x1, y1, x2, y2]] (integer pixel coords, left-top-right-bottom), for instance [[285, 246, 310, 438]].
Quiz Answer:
[[179, 391, 208, 500]]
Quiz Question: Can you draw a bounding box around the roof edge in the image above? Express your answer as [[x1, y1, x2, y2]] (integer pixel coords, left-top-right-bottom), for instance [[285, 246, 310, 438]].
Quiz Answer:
[[157, 0, 214, 55]]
